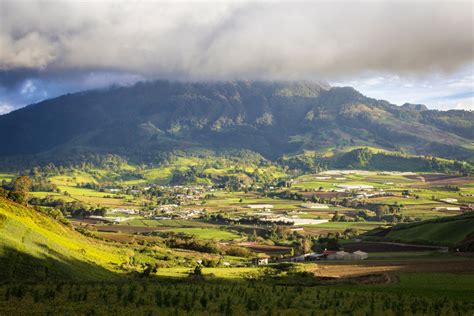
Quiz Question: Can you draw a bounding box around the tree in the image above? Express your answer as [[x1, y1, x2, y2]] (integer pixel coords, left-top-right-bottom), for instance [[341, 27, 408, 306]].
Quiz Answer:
[[193, 265, 202, 276], [142, 263, 158, 277], [9, 176, 32, 205], [375, 205, 390, 218], [0, 187, 8, 198]]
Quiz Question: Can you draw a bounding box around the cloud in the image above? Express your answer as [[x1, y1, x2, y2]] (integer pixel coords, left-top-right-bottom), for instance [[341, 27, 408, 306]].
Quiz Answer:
[[0, 102, 14, 115], [0, 0, 473, 80], [333, 63, 474, 110]]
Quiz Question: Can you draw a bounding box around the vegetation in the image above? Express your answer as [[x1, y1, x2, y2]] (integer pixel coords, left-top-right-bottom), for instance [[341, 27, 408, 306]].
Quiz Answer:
[[366, 213, 474, 247]]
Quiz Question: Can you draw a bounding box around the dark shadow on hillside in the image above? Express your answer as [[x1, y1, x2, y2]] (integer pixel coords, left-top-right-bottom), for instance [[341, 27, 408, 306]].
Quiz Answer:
[[0, 245, 118, 284]]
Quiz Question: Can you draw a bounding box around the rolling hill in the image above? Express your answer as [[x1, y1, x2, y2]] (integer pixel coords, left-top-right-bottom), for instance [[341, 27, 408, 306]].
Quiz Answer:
[[0, 197, 126, 282], [0, 80, 472, 167], [364, 212, 474, 247]]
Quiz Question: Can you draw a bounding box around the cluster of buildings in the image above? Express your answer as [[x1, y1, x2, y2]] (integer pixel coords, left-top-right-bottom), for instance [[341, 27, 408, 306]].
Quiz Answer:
[[155, 204, 204, 220], [280, 250, 368, 262], [300, 203, 329, 209], [252, 249, 369, 265], [108, 208, 139, 215], [336, 184, 374, 190]]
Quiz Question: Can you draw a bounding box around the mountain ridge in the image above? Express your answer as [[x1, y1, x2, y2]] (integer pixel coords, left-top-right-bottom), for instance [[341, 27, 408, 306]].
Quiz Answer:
[[0, 80, 472, 166]]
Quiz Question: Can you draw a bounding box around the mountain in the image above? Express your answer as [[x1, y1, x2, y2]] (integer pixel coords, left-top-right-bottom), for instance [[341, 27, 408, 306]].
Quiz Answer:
[[0, 80, 472, 167]]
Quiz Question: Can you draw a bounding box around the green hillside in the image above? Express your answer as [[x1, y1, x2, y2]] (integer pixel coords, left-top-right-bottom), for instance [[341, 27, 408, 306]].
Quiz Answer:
[[0, 198, 127, 282], [365, 213, 474, 247], [279, 147, 473, 174]]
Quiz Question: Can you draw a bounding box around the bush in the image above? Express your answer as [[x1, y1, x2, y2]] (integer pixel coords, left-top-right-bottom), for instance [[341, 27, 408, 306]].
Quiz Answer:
[[225, 246, 251, 257]]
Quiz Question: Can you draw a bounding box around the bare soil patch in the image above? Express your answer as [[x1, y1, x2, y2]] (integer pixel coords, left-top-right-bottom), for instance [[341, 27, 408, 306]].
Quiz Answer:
[[310, 259, 474, 278], [239, 242, 291, 254]]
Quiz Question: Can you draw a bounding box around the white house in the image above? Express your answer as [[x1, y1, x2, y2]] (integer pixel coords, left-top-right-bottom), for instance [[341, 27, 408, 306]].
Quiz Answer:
[[251, 257, 269, 265]]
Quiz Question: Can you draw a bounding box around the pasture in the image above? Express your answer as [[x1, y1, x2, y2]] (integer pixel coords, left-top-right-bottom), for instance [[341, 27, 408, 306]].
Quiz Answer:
[[161, 227, 242, 240]]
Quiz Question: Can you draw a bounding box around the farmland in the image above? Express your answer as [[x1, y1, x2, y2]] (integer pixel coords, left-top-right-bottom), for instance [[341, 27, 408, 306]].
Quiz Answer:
[[1, 162, 474, 314]]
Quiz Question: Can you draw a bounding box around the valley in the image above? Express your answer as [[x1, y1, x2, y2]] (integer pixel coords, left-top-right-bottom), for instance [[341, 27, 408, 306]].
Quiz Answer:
[[0, 80, 473, 315], [1, 149, 474, 314]]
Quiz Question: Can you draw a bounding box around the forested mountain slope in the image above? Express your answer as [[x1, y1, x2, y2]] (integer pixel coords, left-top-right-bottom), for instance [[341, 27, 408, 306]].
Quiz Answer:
[[0, 80, 472, 166]]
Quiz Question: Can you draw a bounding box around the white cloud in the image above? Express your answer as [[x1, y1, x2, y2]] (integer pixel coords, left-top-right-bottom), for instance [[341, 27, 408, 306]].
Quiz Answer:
[[332, 63, 474, 110], [20, 80, 37, 95], [0, 102, 14, 115]]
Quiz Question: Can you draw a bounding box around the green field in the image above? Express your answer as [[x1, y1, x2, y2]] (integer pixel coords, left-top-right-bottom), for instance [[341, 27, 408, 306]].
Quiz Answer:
[[0, 173, 15, 182], [161, 227, 242, 240], [383, 216, 474, 246]]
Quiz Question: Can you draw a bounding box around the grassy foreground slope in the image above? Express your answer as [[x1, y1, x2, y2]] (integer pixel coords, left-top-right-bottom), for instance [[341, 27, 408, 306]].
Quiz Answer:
[[0, 198, 127, 282], [366, 212, 474, 247]]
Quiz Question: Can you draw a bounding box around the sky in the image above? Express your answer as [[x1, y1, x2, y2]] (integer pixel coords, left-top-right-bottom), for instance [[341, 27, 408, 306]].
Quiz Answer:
[[0, 0, 473, 114]]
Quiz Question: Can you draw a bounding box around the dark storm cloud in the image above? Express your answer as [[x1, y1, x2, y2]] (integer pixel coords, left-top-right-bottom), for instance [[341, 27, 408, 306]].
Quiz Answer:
[[1, 0, 473, 80]]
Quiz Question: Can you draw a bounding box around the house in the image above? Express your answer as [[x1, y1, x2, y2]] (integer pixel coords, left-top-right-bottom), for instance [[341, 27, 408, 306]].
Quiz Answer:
[[440, 198, 458, 203], [300, 203, 329, 209], [352, 250, 368, 260], [251, 257, 269, 265]]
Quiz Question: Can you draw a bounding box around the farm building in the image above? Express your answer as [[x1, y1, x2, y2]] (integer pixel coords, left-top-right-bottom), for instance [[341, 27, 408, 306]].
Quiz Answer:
[[440, 198, 458, 203], [327, 251, 349, 260], [251, 257, 269, 265], [109, 208, 138, 215], [336, 184, 374, 190], [247, 204, 274, 210], [300, 203, 329, 209], [327, 250, 368, 260], [280, 253, 325, 263], [434, 206, 461, 211], [353, 250, 368, 260]]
